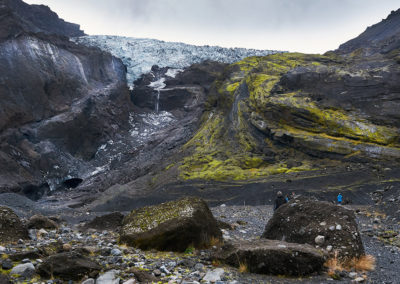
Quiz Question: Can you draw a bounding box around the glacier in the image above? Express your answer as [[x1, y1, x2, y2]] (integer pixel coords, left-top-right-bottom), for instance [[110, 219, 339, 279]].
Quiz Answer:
[[73, 35, 284, 86]]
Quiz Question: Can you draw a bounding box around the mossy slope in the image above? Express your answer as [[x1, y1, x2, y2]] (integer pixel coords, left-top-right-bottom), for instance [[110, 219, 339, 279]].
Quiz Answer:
[[177, 53, 400, 181]]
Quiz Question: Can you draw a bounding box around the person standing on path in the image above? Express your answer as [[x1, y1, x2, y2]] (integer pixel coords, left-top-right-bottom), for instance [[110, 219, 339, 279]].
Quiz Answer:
[[274, 191, 287, 211], [337, 193, 343, 205]]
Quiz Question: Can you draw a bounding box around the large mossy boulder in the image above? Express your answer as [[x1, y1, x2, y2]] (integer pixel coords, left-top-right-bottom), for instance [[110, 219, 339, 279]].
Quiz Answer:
[[262, 197, 364, 260], [119, 197, 222, 251], [214, 239, 326, 276], [26, 214, 59, 230], [0, 206, 29, 244], [37, 252, 101, 281]]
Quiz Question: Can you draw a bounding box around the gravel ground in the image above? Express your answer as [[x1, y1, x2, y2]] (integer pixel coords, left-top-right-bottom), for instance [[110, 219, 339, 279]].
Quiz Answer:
[[1, 204, 399, 283]]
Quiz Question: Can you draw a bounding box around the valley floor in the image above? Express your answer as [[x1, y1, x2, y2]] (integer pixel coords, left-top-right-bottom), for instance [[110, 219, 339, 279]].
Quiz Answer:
[[2, 204, 399, 283]]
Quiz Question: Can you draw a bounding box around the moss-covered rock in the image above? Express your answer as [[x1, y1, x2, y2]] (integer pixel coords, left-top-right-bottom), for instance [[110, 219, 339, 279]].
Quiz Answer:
[[0, 206, 29, 244], [119, 197, 222, 251], [176, 50, 400, 182]]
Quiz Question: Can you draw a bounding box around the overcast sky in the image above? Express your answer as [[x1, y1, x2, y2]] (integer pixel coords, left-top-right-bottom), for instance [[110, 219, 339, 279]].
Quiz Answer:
[[25, 0, 399, 53]]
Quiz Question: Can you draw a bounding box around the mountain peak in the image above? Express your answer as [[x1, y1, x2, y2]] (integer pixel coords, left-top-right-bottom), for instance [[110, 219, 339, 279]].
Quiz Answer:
[[338, 8, 400, 54], [0, 0, 85, 39]]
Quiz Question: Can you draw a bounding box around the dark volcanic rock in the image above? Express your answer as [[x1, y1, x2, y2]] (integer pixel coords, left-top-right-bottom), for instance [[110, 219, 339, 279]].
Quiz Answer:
[[214, 239, 326, 276], [262, 198, 364, 260], [132, 61, 227, 112], [0, 0, 133, 195], [1, 0, 85, 38], [26, 214, 58, 230], [119, 197, 222, 251], [0, 206, 29, 243], [84, 212, 124, 231], [37, 252, 101, 280], [338, 8, 400, 54], [0, 274, 12, 284]]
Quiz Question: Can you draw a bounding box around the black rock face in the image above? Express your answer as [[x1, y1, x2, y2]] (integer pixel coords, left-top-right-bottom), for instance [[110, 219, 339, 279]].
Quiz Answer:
[[1, 0, 85, 38], [338, 8, 400, 54], [0, 0, 132, 195]]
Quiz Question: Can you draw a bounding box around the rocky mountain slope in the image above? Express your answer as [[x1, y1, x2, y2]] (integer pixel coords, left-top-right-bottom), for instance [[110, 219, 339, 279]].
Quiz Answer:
[[0, 0, 132, 197], [0, 0, 400, 225], [0, 0, 85, 37], [74, 35, 282, 86]]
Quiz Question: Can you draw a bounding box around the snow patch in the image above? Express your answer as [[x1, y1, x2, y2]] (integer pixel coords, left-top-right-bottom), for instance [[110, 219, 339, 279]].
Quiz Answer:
[[165, 68, 183, 78]]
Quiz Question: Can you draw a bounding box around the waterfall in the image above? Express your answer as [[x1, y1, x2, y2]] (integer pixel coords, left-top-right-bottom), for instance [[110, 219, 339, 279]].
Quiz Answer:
[[155, 90, 160, 113]]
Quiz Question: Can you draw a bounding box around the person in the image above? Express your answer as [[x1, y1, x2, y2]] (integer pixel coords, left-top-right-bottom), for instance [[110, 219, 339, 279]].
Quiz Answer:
[[291, 192, 296, 199], [285, 194, 290, 202], [337, 193, 343, 205], [274, 191, 287, 211]]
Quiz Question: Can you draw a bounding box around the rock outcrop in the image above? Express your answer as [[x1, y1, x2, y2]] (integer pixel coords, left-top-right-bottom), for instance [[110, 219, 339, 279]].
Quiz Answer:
[[1, 0, 85, 38], [262, 198, 364, 260], [0, 0, 132, 195], [119, 197, 222, 251], [214, 239, 326, 276], [37, 252, 101, 281], [0, 206, 29, 243]]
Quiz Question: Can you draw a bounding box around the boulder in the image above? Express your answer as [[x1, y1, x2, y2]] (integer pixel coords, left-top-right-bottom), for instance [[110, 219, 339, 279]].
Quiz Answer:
[[96, 270, 120, 284], [84, 212, 124, 231], [119, 197, 222, 251], [10, 263, 35, 278], [26, 214, 59, 230], [37, 252, 101, 281], [214, 239, 326, 276], [0, 206, 29, 243], [262, 197, 364, 260]]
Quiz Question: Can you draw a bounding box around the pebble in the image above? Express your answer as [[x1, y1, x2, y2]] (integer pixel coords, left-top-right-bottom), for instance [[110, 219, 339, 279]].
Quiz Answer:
[[203, 268, 225, 282], [111, 248, 122, 256], [315, 235, 325, 245]]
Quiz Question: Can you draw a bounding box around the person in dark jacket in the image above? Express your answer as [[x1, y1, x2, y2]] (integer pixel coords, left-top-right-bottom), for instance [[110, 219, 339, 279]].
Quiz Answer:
[[274, 191, 287, 211]]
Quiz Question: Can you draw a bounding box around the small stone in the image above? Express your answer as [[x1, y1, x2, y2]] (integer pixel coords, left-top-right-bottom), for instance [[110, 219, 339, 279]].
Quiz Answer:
[[10, 263, 35, 278], [354, 277, 365, 283], [81, 279, 95, 284], [21, 258, 31, 264], [336, 225, 342, 231], [326, 245, 333, 252], [160, 265, 170, 274], [329, 226, 335, 231], [203, 268, 224, 282], [0, 246, 5, 252], [153, 269, 161, 276], [18, 239, 24, 244], [96, 270, 120, 284], [315, 235, 325, 245], [320, 221, 327, 226], [63, 243, 72, 251], [110, 248, 122, 256], [2, 259, 13, 270], [349, 272, 358, 279], [194, 263, 205, 271]]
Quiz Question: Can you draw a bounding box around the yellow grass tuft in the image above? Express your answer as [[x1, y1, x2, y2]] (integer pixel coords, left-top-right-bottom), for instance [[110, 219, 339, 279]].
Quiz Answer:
[[209, 236, 223, 247], [325, 251, 376, 276], [350, 255, 376, 272], [238, 262, 248, 273]]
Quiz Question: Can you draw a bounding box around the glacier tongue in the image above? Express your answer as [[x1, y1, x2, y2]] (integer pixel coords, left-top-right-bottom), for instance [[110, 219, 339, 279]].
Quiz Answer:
[[72, 35, 284, 86]]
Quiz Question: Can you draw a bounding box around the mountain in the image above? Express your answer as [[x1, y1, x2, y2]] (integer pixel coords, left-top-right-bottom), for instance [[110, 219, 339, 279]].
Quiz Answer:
[[74, 35, 282, 86], [0, 1, 400, 220], [0, 0, 85, 38], [0, 0, 131, 198], [338, 9, 400, 55]]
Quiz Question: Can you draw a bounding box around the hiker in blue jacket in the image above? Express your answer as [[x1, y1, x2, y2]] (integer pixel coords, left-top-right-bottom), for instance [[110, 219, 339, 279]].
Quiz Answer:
[[337, 193, 343, 205]]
